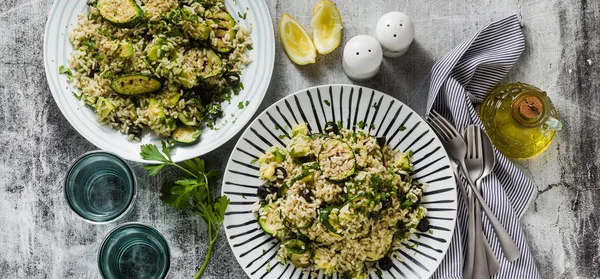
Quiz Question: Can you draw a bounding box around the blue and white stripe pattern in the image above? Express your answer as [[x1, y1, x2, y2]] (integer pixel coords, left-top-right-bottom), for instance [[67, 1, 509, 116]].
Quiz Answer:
[[426, 15, 541, 279]]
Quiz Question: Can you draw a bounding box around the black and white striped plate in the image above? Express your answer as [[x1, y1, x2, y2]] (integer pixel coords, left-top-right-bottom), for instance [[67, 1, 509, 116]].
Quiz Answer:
[[222, 84, 457, 279]]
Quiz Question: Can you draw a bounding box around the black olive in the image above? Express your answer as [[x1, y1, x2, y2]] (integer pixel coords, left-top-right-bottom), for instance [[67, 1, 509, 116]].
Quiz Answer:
[[275, 167, 287, 180], [127, 126, 142, 138], [412, 198, 422, 210], [376, 136, 387, 147], [378, 256, 393, 270], [257, 186, 270, 200], [268, 186, 278, 195], [226, 72, 241, 87], [381, 196, 392, 209], [416, 218, 430, 232], [301, 189, 313, 202], [324, 121, 339, 134]]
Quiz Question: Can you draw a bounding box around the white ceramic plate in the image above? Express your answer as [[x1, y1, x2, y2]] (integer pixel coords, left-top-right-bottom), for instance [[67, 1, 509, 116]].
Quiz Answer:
[[222, 85, 457, 279], [44, 0, 274, 162]]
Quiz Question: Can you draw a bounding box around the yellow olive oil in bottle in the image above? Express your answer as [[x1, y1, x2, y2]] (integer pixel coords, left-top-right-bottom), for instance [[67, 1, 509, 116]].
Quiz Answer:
[[480, 82, 562, 159]]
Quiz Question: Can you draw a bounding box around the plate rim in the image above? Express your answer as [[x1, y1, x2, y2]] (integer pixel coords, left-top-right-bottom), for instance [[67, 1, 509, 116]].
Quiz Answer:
[[222, 83, 458, 279], [43, 0, 276, 163]]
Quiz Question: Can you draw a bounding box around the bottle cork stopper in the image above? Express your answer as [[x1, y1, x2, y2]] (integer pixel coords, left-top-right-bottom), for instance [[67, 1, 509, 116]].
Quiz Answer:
[[518, 96, 543, 120]]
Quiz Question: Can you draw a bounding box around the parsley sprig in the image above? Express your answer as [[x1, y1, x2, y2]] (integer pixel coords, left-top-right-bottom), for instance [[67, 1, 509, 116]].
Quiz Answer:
[[140, 141, 230, 279]]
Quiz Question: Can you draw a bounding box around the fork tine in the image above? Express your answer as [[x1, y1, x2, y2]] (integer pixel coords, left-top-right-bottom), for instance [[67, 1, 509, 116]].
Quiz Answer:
[[428, 119, 450, 141], [433, 118, 455, 141], [436, 115, 460, 138], [476, 127, 484, 159], [432, 117, 458, 140], [431, 110, 443, 118], [464, 126, 471, 158], [467, 126, 476, 159]]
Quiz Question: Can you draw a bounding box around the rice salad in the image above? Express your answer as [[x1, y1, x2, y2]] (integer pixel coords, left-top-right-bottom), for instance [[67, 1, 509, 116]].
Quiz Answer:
[[253, 122, 430, 278], [67, 0, 251, 143]]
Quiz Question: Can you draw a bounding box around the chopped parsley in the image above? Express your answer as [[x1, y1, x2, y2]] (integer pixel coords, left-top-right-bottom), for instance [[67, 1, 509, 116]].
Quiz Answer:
[[72, 91, 83, 100], [238, 12, 247, 20], [83, 38, 97, 50], [356, 121, 366, 129], [278, 134, 287, 139], [324, 100, 331, 106], [59, 65, 73, 81], [398, 126, 407, 131], [250, 158, 259, 164], [238, 101, 246, 109]]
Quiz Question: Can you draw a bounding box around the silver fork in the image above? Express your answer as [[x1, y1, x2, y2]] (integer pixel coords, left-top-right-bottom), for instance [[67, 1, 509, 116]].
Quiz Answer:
[[464, 125, 491, 278], [429, 111, 521, 262], [428, 114, 482, 278]]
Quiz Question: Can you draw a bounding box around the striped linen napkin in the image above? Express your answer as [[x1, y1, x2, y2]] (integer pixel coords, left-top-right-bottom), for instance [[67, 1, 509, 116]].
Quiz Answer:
[[425, 15, 541, 278]]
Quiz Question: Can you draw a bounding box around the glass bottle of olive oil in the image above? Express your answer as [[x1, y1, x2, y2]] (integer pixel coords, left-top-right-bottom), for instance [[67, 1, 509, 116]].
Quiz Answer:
[[480, 82, 562, 159]]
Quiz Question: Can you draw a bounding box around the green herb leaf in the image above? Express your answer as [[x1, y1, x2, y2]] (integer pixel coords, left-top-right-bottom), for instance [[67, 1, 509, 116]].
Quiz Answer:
[[324, 100, 331, 106], [59, 65, 73, 81], [143, 164, 167, 176], [140, 143, 169, 163], [72, 92, 83, 100], [140, 141, 229, 279], [238, 101, 245, 109], [398, 126, 407, 131]]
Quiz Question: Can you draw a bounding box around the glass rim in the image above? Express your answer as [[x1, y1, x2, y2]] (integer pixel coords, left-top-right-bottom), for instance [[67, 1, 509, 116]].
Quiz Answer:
[[97, 222, 171, 279], [64, 150, 137, 224]]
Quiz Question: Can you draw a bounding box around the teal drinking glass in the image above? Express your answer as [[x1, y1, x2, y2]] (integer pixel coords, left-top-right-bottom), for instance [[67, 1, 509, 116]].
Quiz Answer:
[[98, 223, 171, 279], [64, 151, 136, 223]]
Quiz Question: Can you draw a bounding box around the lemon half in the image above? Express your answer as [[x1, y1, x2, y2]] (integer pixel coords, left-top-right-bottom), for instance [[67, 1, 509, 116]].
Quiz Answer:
[[311, 0, 343, 54], [279, 13, 317, 65]]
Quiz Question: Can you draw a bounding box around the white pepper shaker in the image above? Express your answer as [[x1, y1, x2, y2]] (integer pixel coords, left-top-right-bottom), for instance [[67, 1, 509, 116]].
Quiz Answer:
[[342, 35, 383, 81], [376, 12, 415, 58]]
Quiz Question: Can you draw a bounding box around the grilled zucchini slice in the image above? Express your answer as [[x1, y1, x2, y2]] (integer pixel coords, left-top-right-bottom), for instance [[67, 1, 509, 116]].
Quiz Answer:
[[97, 0, 144, 28], [111, 74, 163, 95], [172, 125, 201, 143], [206, 9, 236, 53], [318, 139, 356, 182]]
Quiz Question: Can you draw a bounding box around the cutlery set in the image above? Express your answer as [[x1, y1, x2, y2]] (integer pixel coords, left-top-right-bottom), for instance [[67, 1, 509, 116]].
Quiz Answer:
[[428, 111, 520, 279]]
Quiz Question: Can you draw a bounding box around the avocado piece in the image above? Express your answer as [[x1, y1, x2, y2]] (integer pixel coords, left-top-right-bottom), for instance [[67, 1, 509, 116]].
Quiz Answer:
[[172, 125, 201, 143], [147, 37, 168, 61], [292, 123, 309, 136], [97, 0, 144, 28], [259, 163, 276, 181], [146, 98, 165, 123], [95, 97, 114, 120], [394, 152, 412, 171], [117, 41, 134, 58], [288, 135, 312, 158]]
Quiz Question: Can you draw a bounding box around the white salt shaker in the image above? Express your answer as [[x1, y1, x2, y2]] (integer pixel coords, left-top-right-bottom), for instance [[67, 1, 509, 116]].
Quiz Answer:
[[376, 12, 415, 58], [342, 35, 383, 81]]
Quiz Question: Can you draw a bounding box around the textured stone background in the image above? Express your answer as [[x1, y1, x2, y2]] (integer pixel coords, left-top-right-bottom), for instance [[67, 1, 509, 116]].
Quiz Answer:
[[1, 0, 599, 278]]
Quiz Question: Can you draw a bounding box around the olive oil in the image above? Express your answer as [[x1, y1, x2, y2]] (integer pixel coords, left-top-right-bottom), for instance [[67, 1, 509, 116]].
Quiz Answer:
[[480, 82, 562, 159]]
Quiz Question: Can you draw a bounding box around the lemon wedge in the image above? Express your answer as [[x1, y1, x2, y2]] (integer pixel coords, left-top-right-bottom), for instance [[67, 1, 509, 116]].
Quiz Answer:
[[311, 0, 343, 54], [279, 13, 317, 65]]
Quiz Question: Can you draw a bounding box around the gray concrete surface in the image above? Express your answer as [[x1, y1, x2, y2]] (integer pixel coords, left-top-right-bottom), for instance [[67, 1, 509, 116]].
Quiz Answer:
[[1, 0, 598, 278]]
